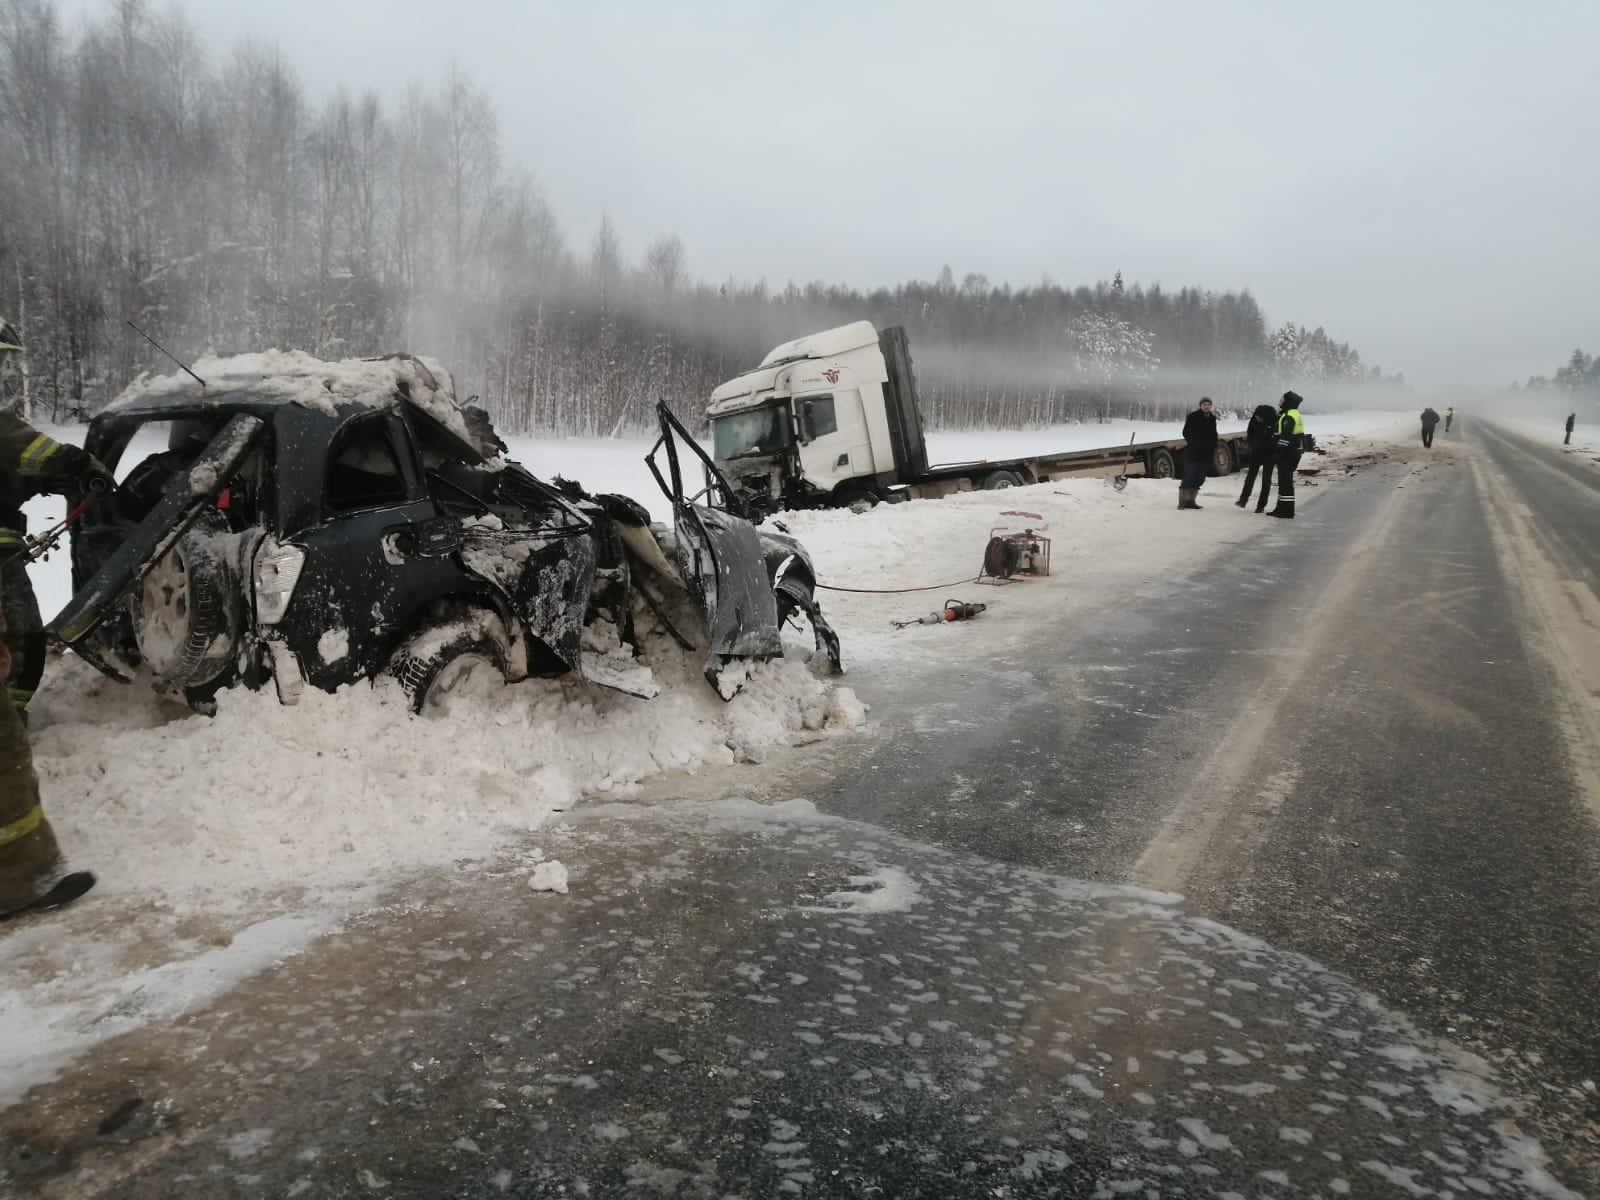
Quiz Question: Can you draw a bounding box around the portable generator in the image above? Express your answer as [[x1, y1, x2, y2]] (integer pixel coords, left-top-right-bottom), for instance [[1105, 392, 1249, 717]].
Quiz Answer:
[[980, 511, 1052, 582]]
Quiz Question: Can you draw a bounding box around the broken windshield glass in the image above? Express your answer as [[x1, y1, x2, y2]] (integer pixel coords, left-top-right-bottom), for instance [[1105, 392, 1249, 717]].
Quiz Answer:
[[711, 404, 790, 460]]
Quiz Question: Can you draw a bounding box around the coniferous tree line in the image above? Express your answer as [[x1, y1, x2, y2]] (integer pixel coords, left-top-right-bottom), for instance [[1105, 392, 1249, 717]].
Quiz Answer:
[[1523, 349, 1600, 398], [1, 0, 1394, 434]]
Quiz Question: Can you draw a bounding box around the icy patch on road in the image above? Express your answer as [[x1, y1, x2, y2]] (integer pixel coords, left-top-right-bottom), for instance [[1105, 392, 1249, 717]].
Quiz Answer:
[[0, 911, 333, 1107], [486, 802, 1585, 1200], [801, 866, 921, 914]]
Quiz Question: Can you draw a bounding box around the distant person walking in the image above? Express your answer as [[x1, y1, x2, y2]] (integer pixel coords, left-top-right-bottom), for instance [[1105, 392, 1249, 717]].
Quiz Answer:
[[1236, 403, 1277, 512], [1566, 413, 1576, 445], [1444, 407, 1454, 433], [1178, 397, 1217, 510], [1268, 392, 1306, 519], [1420, 407, 1441, 448]]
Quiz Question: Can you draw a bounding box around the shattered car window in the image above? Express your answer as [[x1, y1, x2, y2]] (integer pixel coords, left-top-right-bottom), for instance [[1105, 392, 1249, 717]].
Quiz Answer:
[[324, 415, 409, 513]]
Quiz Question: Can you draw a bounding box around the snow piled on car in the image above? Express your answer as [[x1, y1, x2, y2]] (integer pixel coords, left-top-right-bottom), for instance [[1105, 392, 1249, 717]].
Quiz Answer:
[[104, 350, 479, 445]]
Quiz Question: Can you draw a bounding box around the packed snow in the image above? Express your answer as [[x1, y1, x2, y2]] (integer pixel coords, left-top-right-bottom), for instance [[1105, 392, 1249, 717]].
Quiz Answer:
[[528, 859, 570, 894], [106, 350, 482, 447], [3, 407, 1417, 1107]]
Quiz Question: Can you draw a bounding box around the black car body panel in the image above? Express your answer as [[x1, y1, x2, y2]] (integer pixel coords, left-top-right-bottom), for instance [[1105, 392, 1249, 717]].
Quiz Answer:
[[647, 401, 842, 686]]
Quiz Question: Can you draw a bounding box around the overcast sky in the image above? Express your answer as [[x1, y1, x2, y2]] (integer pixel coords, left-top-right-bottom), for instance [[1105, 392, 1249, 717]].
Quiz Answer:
[[132, 1, 1600, 388]]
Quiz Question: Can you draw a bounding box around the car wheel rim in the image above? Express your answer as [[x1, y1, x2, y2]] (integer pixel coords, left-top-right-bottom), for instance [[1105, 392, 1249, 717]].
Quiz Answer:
[[137, 551, 191, 669]]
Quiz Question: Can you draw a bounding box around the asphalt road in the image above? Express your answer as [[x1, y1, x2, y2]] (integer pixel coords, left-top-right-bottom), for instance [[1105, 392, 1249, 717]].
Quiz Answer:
[[4, 424, 1598, 1198]]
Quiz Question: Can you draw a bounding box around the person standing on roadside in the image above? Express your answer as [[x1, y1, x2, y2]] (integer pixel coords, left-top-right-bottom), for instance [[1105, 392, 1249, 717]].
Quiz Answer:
[[1236, 403, 1277, 511], [1177, 397, 1217, 510], [1566, 413, 1576, 445], [1444, 406, 1455, 433], [1268, 391, 1306, 519], [1420, 407, 1440, 448]]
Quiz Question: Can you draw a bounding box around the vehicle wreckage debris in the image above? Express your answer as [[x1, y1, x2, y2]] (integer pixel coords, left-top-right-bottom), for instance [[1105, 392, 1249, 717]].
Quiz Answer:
[[45, 355, 845, 712]]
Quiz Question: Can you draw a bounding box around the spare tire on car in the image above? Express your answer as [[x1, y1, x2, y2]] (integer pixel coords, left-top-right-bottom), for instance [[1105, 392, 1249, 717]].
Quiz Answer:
[[134, 508, 241, 691]]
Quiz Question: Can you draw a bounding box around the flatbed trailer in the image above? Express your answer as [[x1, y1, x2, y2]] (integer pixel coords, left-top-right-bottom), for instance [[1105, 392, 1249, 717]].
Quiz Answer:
[[706, 322, 1251, 513]]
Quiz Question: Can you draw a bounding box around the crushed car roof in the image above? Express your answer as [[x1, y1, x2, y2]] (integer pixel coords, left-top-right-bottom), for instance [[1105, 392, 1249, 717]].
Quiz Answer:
[[102, 350, 492, 454]]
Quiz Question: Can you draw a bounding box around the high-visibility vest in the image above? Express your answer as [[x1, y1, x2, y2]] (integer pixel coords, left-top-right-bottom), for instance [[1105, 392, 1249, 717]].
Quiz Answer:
[[1277, 408, 1304, 451]]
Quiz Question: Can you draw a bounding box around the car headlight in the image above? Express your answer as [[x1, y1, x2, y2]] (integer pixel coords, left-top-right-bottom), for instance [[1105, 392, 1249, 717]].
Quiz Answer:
[[253, 539, 305, 625]]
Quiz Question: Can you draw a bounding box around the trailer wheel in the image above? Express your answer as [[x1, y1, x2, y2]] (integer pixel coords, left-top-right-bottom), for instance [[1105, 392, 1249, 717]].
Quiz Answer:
[[1211, 443, 1236, 475], [1146, 449, 1175, 479], [982, 469, 1024, 490]]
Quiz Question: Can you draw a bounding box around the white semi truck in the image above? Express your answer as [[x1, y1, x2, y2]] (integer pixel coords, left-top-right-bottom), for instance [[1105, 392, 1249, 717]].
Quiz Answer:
[[705, 321, 1252, 515]]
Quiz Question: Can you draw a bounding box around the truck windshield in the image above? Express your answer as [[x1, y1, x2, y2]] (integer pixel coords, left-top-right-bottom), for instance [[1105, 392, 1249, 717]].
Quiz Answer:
[[712, 405, 790, 461]]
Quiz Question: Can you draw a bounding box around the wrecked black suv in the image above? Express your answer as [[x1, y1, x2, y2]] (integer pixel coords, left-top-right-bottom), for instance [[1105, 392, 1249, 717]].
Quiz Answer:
[[50, 353, 840, 711]]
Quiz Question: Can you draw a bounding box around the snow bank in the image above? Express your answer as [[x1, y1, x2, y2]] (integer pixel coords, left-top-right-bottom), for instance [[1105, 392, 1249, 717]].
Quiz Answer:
[[29, 654, 846, 908]]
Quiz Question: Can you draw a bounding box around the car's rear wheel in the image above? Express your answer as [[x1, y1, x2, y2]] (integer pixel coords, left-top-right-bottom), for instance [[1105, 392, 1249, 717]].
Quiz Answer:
[[388, 611, 512, 715], [134, 509, 239, 691]]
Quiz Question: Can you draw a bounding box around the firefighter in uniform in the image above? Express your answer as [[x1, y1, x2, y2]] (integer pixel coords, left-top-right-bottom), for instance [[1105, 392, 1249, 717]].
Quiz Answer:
[[0, 317, 106, 913], [1269, 391, 1306, 519]]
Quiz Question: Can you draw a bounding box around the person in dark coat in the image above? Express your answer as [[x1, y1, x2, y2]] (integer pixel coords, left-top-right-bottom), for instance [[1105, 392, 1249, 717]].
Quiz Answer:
[[1236, 403, 1277, 511], [1420, 407, 1440, 447], [1566, 413, 1576, 445], [1178, 397, 1217, 510]]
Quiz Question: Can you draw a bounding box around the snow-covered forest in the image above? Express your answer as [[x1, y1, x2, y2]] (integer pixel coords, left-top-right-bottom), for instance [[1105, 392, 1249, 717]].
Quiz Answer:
[[2, 0, 1393, 433], [1524, 349, 1600, 398]]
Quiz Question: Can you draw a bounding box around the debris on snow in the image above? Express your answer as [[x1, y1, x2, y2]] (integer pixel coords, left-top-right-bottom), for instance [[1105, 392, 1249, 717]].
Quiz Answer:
[[528, 861, 570, 894]]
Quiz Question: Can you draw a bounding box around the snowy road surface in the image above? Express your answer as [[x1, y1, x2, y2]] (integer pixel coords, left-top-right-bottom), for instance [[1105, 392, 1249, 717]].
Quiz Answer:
[[4, 413, 1599, 1196], [1, 802, 1578, 1198]]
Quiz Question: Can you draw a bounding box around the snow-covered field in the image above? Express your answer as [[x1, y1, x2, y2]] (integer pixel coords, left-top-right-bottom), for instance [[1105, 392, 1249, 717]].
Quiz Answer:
[[3, 409, 1417, 1105]]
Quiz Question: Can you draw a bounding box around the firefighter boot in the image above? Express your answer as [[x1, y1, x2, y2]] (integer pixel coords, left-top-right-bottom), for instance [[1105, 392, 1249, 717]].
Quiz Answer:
[[0, 700, 64, 914]]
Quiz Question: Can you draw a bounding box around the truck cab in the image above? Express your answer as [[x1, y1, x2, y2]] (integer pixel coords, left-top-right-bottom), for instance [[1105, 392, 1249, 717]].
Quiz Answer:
[[708, 321, 927, 513]]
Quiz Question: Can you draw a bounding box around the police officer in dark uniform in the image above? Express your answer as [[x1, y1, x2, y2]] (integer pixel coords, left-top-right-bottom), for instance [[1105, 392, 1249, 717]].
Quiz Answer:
[[1268, 391, 1306, 519]]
